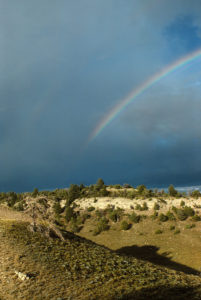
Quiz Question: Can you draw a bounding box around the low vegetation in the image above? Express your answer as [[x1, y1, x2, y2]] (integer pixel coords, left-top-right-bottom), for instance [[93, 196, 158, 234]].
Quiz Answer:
[[0, 180, 201, 299], [120, 220, 131, 230], [155, 229, 163, 234]]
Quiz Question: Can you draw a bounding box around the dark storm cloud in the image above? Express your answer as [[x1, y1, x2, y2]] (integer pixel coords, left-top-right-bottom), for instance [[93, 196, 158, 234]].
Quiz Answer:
[[81, 74, 201, 187], [1, 0, 201, 191]]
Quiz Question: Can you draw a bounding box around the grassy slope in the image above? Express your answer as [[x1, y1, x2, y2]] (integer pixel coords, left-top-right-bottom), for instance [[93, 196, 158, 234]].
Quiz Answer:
[[78, 216, 201, 272], [0, 219, 201, 300]]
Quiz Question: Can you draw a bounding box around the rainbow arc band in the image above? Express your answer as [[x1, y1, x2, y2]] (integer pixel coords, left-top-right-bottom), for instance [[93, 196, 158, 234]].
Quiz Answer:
[[89, 47, 201, 142]]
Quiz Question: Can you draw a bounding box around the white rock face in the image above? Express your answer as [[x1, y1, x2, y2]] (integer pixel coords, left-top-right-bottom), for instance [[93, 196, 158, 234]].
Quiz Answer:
[[15, 271, 29, 281], [75, 196, 201, 211]]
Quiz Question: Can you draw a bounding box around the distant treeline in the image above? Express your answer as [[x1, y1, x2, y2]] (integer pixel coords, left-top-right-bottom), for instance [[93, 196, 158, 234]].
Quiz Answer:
[[0, 179, 201, 210]]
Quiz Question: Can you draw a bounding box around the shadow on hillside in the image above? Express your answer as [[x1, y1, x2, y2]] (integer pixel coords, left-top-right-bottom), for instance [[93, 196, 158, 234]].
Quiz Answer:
[[117, 245, 199, 276], [117, 285, 201, 300]]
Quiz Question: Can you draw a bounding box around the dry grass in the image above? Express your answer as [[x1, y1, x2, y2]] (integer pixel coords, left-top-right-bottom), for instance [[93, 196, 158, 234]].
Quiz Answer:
[[0, 219, 201, 299], [78, 214, 201, 272], [0, 206, 32, 222], [1, 193, 201, 300]]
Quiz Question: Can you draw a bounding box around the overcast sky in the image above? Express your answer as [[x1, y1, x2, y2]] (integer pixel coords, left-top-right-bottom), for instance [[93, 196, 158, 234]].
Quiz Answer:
[[1, 0, 201, 192]]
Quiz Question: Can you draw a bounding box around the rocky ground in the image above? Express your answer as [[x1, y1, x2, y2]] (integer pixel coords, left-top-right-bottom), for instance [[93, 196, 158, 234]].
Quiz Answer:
[[74, 196, 201, 212]]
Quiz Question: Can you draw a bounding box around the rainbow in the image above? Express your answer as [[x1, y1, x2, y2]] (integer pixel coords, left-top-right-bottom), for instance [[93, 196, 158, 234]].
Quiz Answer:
[[89, 47, 201, 143]]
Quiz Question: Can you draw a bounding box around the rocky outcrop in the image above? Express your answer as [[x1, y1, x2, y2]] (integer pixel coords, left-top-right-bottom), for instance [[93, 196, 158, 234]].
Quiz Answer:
[[15, 271, 30, 281]]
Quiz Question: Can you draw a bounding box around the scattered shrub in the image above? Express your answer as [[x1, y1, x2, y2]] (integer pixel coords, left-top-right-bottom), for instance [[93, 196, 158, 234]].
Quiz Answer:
[[186, 224, 196, 229], [7, 192, 18, 207], [105, 205, 115, 214], [54, 218, 63, 227], [135, 204, 141, 210], [95, 210, 103, 219], [154, 203, 160, 210], [183, 206, 195, 217], [135, 202, 148, 211], [194, 204, 201, 209], [137, 184, 146, 194], [169, 225, 175, 231], [109, 211, 120, 222], [53, 201, 62, 215], [87, 206, 95, 212], [93, 217, 110, 235], [100, 187, 109, 196], [68, 184, 81, 204], [123, 183, 132, 188], [76, 213, 90, 224], [38, 198, 49, 208], [172, 206, 194, 221], [75, 216, 82, 225], [120, 221, 131, 230], [70, 221, 81, 233], [155, 229, 163, 234], [142, 202, 148, 210], [159, 213, 168, 222], [191, 190, 201, 199], [129, 212, 141, 223], [65, 206, 74, 222], [15, 202, 24, 211], [166, 211, 176, 221], [159, 198, 167, 204], [93, 227, 101, 236], [176, 209, 188, 221], [79, 183, 85, 190], [174, 229, 180, 235], [180, 200, 185, 207], [172, 206, 177, 214], [141, 214, 147, 220], [114, 184, 122, 189], [32, 188, 39, 198], [150, 211, 158, 220], [168, 184, 178, 197], [191, 214, 201, 222], [96, 178, 105, 190]]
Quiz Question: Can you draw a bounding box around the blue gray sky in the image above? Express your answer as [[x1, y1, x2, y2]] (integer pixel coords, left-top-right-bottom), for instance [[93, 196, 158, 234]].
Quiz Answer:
[[1, 0, 201, 192]]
